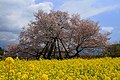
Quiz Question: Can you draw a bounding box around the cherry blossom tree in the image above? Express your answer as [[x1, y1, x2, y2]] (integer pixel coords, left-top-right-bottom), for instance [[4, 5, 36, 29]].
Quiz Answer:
[[19, 10, 110, 59]]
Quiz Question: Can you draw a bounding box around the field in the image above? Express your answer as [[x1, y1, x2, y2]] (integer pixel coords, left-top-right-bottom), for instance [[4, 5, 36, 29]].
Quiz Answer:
[[0, 57, 120, 80]]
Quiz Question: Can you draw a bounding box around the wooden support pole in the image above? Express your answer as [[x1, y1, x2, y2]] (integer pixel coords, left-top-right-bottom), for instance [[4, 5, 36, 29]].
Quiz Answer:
[[57, 39, 62, 59], [36, 42, 49, 59], [43, 42, 50, 59], [47, 39, 56, 59], [59, 39, 70, 58], [53, 40, 57, 58]]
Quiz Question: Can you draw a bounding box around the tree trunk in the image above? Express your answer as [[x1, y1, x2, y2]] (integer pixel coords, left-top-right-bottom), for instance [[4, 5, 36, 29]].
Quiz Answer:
[[70, 48, 84, 58]]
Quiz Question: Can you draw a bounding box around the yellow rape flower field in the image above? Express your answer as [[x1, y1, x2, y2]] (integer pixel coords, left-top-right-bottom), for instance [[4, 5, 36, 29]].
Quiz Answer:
[[0, 57, 120, 80]]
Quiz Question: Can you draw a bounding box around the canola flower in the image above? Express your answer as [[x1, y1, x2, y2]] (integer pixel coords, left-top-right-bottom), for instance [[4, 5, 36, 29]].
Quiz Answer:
[[41, 74, 48, 80], [5, 57, 14, 64], [0, 57, 120, 80]]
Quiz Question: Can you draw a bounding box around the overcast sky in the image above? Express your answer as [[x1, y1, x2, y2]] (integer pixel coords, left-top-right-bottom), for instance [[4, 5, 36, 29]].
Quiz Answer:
[[0, 0, 120, 48]]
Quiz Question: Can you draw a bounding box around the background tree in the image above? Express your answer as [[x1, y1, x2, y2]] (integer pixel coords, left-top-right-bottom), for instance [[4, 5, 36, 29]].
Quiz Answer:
[[5, 44, 20, 58], [0, 47, 4, 60], [7, 44, 32, 59], [103, 42, 120, 57], [7, 44, 20, 53], [19, 10, 110, 59], [0, 47, 4, 55]]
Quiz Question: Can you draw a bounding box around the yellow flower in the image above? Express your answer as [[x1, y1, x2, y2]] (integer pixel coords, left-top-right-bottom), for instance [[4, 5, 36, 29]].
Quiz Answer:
[[5, 57, 14, 64], [15, 57, 19, 61], [113, 77, 119, 80], [21, 74, 28, 80], [41, 74, 48, 80], [59, 70, 64, 76], [9, 70, 15, 76], [56, 76, 60, 80], [0, 57, 120, 80], [16, 72, 21, 77], [67, 76, 73, 80], [28, 64, 34, 71]]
